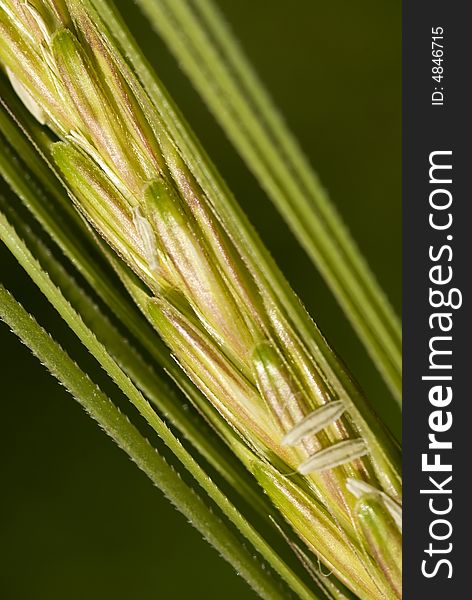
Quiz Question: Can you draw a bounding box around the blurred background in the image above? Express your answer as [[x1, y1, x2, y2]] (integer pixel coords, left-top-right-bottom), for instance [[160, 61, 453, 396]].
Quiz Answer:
[[0, 1, 400, 598]]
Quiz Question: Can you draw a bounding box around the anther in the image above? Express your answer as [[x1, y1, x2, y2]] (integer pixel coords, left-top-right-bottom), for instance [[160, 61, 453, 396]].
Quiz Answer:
[[6, 67, 47, 125], [298, 439, 368, 474], [282, 401, 345, 446], [132, 207, 159, 271], [346, 478, 402, 531]]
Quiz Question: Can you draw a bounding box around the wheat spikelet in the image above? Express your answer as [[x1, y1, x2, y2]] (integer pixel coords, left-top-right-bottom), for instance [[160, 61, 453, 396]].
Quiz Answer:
[[0, 2, 402, 597]]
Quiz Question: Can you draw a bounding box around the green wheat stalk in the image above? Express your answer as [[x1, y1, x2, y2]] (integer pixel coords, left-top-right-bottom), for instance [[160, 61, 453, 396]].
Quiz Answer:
[[0, 1, 402, 598]]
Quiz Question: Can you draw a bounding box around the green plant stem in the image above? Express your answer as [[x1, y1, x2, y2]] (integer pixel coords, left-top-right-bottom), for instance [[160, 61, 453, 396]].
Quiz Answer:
[[0, 284, 289, 600], [133, 0, 401, 403], [0, 210, 318, 600]]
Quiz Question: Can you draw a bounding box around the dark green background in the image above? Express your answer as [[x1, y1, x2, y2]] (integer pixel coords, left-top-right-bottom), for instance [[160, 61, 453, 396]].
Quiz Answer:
[[0, 1, 400, 598]]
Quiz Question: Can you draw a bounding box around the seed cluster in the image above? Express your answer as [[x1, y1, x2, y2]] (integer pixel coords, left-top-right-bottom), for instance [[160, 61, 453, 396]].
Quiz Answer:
[[0, 2, 402, 597]]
